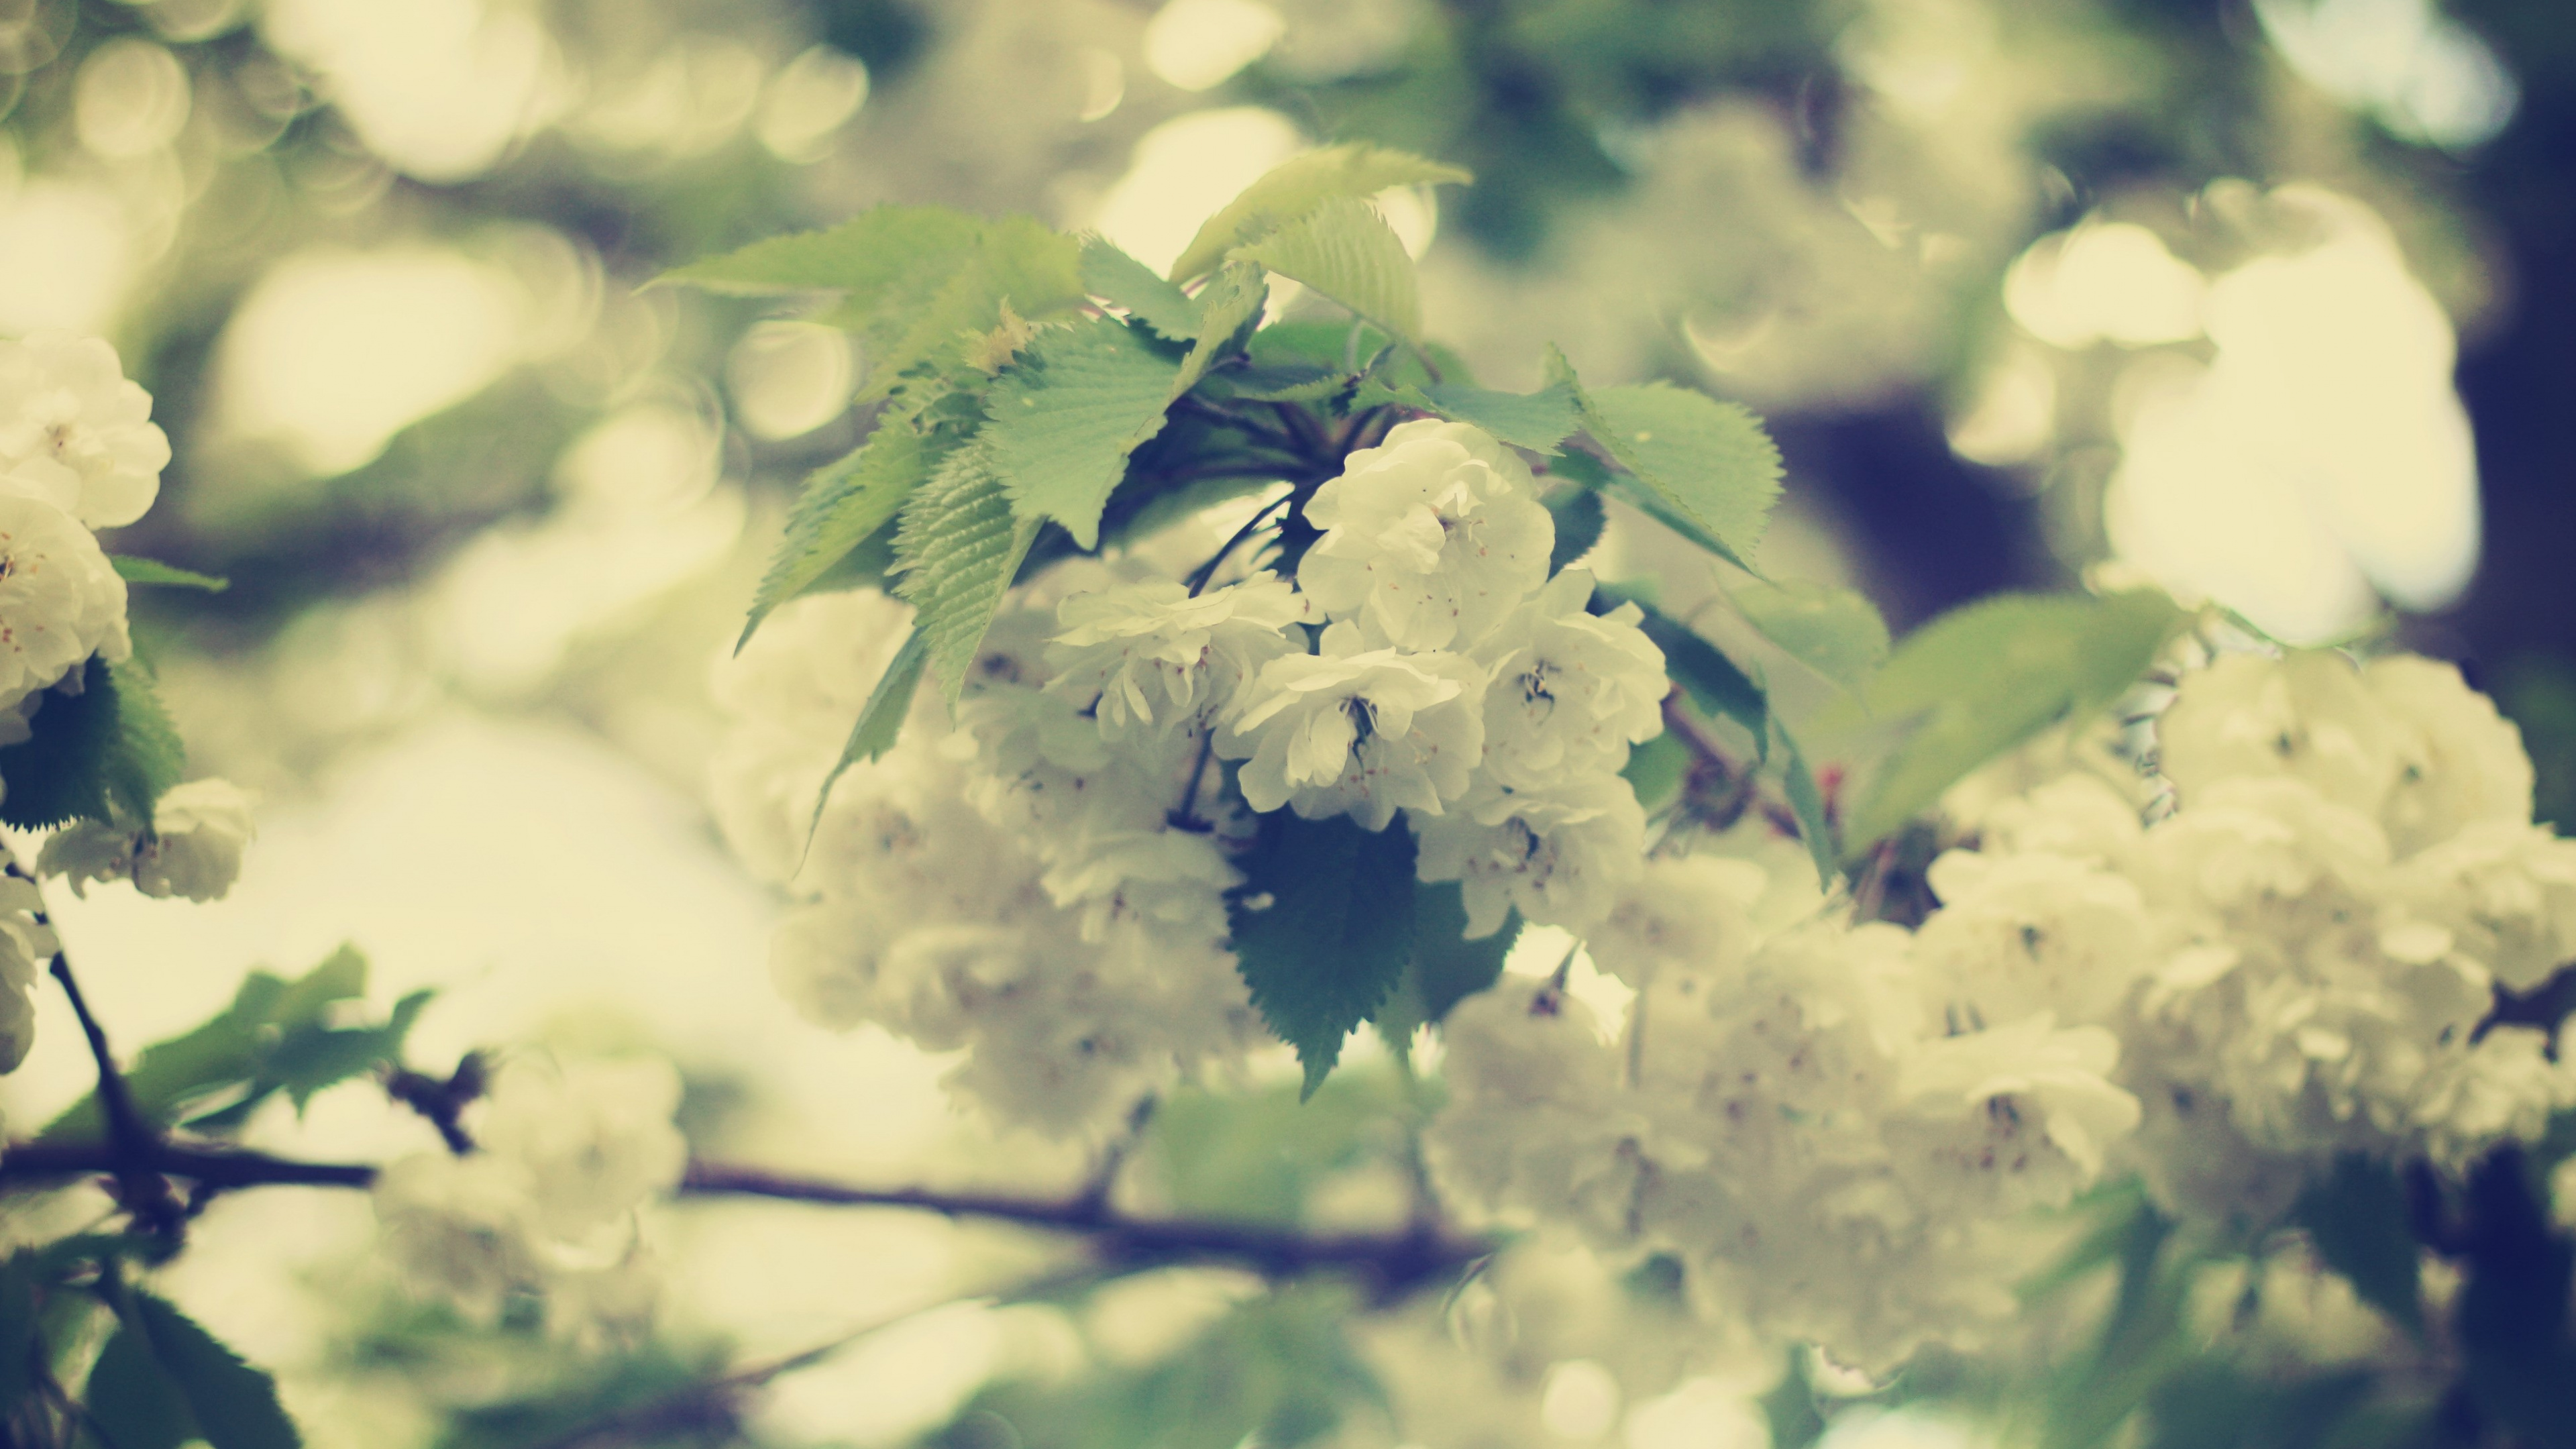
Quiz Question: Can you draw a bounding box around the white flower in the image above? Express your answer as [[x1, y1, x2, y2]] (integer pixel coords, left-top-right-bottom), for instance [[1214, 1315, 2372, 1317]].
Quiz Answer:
[[2396, 820, 2576, 991], [131, 779, 256, 902], [2364, 655, 2535, 855], [0, 492, 131, 708], [1413, 774, 1649, 938], [0, 873, 56, 1073], [1296, 419, 1553, 651], [1043, 576, 1309, 739], [1586, 851, 1770, 989], [2157, 651, 2398, 819], [1037, 826, 1237, 943], [372, 1151, 544, 1319], [477, 1055, 689, 1241], [1914, 849, 2157, 1026], [1472, 568, 1666, 790], [1891, 1014, 2141, 1199], [0, 333, 169, 529], [1219, 621, 1485, 830], [36, 819, 134, 898]]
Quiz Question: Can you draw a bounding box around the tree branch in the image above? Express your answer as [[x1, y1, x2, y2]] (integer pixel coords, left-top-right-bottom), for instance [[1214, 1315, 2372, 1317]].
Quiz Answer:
[[0, 1144, 1493, 1297]]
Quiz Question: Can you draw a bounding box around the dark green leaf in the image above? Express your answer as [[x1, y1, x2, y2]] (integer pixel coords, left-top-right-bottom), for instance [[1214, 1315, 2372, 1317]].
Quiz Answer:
[[1232, 197, 1424, 352], [110, 557, 228, 592], [0, 656, 185, 830], [0, 1256, 36, 1411], [99, 1289, 301, 1449], [1227, 812, 1419, 1097], [894, 444, 1042, 700], [984, 317, 1181, 549], [1080, 235, 1201, 341], [87, 1322, 196, 1449], [1841, 588, 2186, 852], [1544, 486, 1605, 572], [1373, 882, 1517, 1059], [739, 417, 938, 650], [1352, 378, 1583, 454], [2293, 1155, 2424, 1336], [1169, 142, 1470, 284], [802, 629, 929, 853]]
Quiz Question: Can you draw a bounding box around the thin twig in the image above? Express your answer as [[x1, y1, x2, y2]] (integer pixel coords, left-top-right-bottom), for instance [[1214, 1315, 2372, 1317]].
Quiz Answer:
[[1185, 491, 1295, 596]]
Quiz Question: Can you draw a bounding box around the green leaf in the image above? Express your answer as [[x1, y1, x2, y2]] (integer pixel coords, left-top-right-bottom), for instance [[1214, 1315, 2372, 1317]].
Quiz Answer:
[[1731, 580, 1888, 696], [1173, 260, 1267, 399], [110, 556, 228, 592], [985, 317, 1181, 549], [1351, 378, 1583, 453], [93, 1289, 301, 1449], [802, 629, 930, 852], [739, 416, 937, 650], [0, 1256, 36, 1411], [1841, 588, 2186, 853], [840, 215, 1087, 402], [1544, 487, 1606, 573], [1232, 197, 1425, 352], [1556, 360, 1781, 571], [1774, 720, 1839, 890], [655, 203, 983, 296], [1227, 812, 1419, 1097], [1169, 142, 1470, 284], [1373, 882, 1517, 1059], [1080, 235, 1201, 341], [0, 656, 184, 830], [1147, 1071, 1411, 1227], [893, 443, 1042, 700], [1622, 731, 1690, 812], [2293, 1155, 2425, 1336]]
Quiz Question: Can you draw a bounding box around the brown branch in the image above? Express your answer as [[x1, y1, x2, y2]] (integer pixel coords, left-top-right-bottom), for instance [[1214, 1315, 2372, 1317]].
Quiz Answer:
[[0, 1144, 1493, 1298]]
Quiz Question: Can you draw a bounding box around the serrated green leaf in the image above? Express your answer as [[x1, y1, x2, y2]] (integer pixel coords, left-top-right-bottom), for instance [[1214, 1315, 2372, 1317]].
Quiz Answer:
[[984, 317, 1180, 549], [1557, 362, 1781, 572], [839, 216, 1087, 403], [1227, 812, 1419, 1097], [98, 1289, 301, 1449], [739, 417, 936, 650], [1544, 486, 1606, 572], [1173, 260, 1268, 399], [1731, 579, 1889, 695], [2294, 1155, 2425, 1336], [894, 444, 1042, 700], [1080, 235, 1201, 341], [1775, 719, 1839, 890], [1232, 197, 1424, 352], [0, 656, 184, 830], [655, 204, 983, 297], [1842, 588, 2186, 852], [1373, 882, 1517, 1060], [1351, 378, 1583, 453], [110, 556, 228, 592], [1171, 142, 1470, 284], [799, 629, 930, 855]]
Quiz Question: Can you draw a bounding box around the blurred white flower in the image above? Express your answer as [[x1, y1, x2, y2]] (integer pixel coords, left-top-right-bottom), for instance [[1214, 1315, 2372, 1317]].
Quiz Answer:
[[0, 871, 57, 1073], [131, 779, 258, 902], [1413, 773, 1648, 938]]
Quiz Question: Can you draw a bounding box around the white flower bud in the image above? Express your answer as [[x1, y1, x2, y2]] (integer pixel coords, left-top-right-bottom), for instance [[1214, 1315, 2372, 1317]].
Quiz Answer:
[[1297, 419, 1553, 651]]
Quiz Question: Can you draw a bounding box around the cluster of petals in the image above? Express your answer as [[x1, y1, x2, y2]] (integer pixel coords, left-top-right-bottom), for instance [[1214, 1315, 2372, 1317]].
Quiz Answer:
[[41, 779, 258, 902]]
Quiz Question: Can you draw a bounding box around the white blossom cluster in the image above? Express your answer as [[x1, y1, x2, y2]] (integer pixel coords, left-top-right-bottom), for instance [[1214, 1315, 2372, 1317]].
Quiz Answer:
[[1426, 646, 2576, 1374], [372, 1054, 686, 1336], [707, 419, 1670, 1134]]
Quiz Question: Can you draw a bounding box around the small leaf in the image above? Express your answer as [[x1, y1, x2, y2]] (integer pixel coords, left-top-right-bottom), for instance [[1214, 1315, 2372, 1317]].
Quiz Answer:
[[654, 204, 984, 296], [894, 443, 1042, 700], [1730, 579, 1889, 695], [1169, 142, 1470, 284], [1372, 882, 1517, 1059], [2293, 1154, 2425, 1336], [1621, 731, 1690, 812], [0, 656, 184, 830], [740, 417, 937, 649], [1227, 812, 1419, 1097], [1774, 720, 1839, 890], [1080, 235, 1201, 341], [1841, 588, 2186, 852], [1352, 378, 1582, 453], [110, 557, 228, 592], [804, 629, 929, 850], [1232, 197, 1425, 352], [1558, 362, 1782, 571], [97, 1289, 301, 1449], [1173, 261, 1268, 399], [985, 317, 1181, 549], [1544, 486, 1606, 572]]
